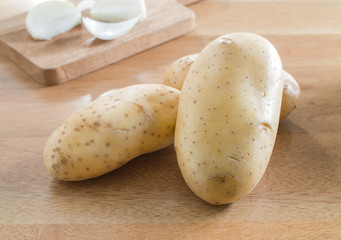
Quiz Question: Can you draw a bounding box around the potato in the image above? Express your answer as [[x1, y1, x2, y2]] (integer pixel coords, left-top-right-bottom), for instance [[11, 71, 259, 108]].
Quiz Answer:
[[164, 54, 300, 120], [164, 54, 198, 90], [43, 84, 180, 181], [174, 33, 283, 204], [280, 70, 300, 120]]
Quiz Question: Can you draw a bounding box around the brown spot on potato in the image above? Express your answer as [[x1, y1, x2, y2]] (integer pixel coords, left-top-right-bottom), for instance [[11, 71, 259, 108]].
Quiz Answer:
[[260, 122, 272, 132], [53, 147, 60, 152], [60, 158, 66, 165]]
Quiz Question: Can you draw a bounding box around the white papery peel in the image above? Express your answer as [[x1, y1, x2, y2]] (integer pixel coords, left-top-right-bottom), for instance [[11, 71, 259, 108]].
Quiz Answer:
[[82, 15, 141, 40], [26, 0, 147, 41], [26, 1, 81, 40]]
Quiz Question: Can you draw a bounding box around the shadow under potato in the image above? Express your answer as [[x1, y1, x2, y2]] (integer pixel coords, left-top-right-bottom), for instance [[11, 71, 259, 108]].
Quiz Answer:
[[48, 145, 229, 223], [261, 118, 339, 199]]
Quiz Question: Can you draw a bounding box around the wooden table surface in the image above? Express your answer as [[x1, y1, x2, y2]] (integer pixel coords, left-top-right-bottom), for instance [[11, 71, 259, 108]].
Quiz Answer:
[[1, 0, 340, 239]]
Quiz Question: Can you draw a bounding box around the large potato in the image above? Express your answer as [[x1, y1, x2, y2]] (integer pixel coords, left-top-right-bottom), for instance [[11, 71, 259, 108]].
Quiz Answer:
[[44, 84, 180, 181], [175, 33, 283, 204], [164, 54, 299, 120]]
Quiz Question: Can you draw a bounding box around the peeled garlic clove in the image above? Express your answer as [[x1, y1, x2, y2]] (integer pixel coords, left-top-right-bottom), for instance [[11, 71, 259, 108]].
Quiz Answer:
[[82, 15, 141, 40], [138, 0, 147, 22], [90, 0, 147, 22], [81, 0, 147, 40], [26, 1, 81, 40], [76, 0, 96, 13]]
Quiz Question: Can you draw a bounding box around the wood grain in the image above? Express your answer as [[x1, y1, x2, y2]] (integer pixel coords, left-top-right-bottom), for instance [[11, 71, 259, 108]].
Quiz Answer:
[[189, 1, 341, 35], [0, 0, 341, 239], [0, 0, 195, 86], [1, 222, 340, 240]]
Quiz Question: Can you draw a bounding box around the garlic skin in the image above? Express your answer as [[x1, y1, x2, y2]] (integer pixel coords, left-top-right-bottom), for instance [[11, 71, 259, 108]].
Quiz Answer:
[[82, 15, 141, 40], [26, 1, 81, 40], [90, 0, 147, 22]]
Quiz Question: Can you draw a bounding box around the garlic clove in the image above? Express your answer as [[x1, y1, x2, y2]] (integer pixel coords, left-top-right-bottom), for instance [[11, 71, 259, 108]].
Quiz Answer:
[[76, 0, 96, 13], [90, 0, 147, 22], [82, 14, 141, 40], [26, 0, 81, 40], [138, 0, 147, 22]]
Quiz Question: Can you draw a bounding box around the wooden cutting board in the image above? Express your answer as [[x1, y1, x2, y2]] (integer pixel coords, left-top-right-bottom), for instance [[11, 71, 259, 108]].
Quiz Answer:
[[0, 0, 196, 86]]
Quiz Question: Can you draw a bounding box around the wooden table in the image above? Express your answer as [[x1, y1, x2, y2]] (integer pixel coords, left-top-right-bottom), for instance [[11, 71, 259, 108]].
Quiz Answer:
[[1, 0, 340, 239]]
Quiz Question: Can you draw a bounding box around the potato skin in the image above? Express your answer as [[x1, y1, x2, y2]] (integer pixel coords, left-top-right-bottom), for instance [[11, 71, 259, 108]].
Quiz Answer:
[[164, 54, 299, 121], [164, 54, 198, 90], [280, 70, 300, 120], [175, 33, 283, 204], [43, 84, 180, 181]]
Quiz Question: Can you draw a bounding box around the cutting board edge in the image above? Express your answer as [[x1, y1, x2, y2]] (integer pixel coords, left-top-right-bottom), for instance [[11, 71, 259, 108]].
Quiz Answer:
[[0, 37, 53, 85]]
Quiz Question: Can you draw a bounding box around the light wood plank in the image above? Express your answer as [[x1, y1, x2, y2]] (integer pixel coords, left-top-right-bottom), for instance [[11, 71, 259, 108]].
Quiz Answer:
[[0, 0, 340, 239]]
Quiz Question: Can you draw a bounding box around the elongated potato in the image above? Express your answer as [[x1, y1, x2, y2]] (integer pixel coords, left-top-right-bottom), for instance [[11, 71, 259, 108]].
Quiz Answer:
[[280, 70, 300, 120], [164, 54, 299, 120], [44, 84, 180, 181], [175, 33, 283, 204]]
